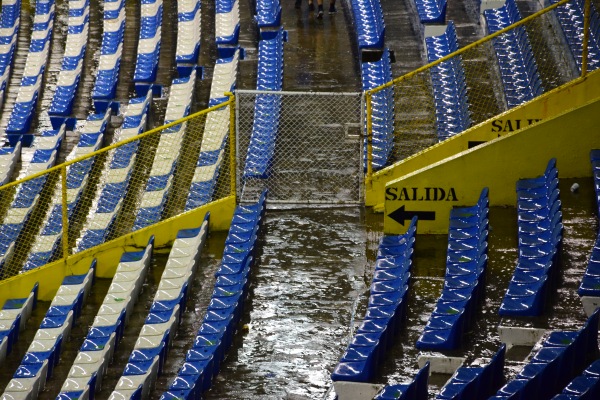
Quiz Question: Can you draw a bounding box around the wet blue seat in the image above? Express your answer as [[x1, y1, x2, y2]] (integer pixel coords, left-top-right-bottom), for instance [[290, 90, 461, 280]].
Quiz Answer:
[[198, 317, 235, 350], [560, 376, 600, 399], [372, 265, 410, 281], [368, 288, 407, 308], [215, 271, 250, 287], [357, 319, 390, 350], [130, 344, 165, 373], [374, 362, 430, 400], [165, 376, 201, 400], [446, 345, 505, 400], [331, 360, 373, 383], [124, 358, 156, 376], [416, 312, 464, 350], [177, 361, 212, 392], [215, 258, 253, 276]]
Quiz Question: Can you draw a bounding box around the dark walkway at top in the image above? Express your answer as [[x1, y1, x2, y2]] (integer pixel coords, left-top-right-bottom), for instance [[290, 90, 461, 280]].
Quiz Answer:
[[237, 0, 361, 92]]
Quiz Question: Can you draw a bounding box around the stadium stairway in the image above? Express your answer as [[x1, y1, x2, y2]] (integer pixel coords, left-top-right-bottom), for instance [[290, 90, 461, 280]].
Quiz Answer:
[[3, 0, 597, 398]]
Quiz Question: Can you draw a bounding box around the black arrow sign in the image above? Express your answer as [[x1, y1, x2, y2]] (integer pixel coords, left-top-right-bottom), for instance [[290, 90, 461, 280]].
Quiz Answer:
[[388, 205, 436, 226]]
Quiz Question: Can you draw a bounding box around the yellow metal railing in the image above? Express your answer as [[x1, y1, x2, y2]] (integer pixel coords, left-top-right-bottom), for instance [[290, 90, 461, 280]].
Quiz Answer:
[[364, 0, 594, 187], [0, 95, 236, 279]]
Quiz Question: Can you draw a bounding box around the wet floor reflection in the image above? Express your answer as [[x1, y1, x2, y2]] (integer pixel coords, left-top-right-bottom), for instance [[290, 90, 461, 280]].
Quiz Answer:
[[205, 208, 368, 399], [283, 1, 359, 91]]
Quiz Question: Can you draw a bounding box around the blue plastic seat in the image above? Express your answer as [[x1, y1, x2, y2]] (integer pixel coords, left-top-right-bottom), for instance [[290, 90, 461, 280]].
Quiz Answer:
[[374, 362, 430, 400]]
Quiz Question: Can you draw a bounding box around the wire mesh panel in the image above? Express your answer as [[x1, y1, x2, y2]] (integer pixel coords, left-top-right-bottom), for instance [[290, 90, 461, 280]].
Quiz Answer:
[[379, 0, 592, 166], [236, 90, 364, 205], [0, 101, 233, 279]]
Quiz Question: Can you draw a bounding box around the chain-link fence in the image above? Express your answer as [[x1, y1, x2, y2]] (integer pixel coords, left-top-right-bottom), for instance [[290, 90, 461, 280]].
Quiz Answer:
[[368, 0, 596, 170], [236, 90, 364, 205], [0, 99, 234, 279]]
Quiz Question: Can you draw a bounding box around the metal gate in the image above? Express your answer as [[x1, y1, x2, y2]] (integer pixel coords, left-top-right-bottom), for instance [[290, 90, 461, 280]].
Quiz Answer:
[[236, 90, 364, 205]]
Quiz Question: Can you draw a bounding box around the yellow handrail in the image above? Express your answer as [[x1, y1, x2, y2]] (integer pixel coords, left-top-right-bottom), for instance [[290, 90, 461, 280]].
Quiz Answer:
[[226, 92, 237, 198], [365, 92, 374, 189], [60, 166, 69, 263], [582, 0, 591, 76]]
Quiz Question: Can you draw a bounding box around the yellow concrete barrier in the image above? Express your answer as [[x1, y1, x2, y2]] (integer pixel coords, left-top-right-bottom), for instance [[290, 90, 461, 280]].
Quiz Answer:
[[0, 196, 235, 306], [384, 98, 600, 234], [369, 70, 600, 211]]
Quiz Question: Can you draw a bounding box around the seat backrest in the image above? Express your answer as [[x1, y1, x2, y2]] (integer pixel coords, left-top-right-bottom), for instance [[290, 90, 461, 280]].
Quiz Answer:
[[411, 361, 430, 400], [487, 344, 507, 394]]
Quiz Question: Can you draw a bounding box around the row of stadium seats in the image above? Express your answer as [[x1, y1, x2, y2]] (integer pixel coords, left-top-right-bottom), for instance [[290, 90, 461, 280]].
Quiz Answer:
[[179, 0, 240, 210], [491, 309, 599, 399], [91, 0, 125, 112], [483, 0, 544, 109], [256, 0, 281, 28], [550, 0, 600, 73], [2, 262, 95, 399], [163, 191, 267, 400], [436, 345, 505, 400], [331, 217, 417, 383], [180, 0, 243, 211], [5, 0, 55, 137], [243, 28, 285, 179], [133, 0, 163, 95], [0, 283, 38, 365], [425, 22, 471, 141], [48, 0, 90, 127], [23, 111, 110, 271], [374, 362, 429, 400], [133, 70, 197, 231], [57, 239, 154, 400], [180, 0, 233, 211], [76, 91, 152, 252], [184, 49, 241, 212], [577, 150, 600, 298], [109, 216, 209, 400], [553, 358, 600, 399], [416, 188, 489, 350], [499, 158, 563, 316], [0, 124, 65, 273], [347, 0, 394, 171], [362, 48, 394, 171], [176, 0, 201, 75], [413, 0, 447, 23], [215, 0, 240, 57], [405, 318, 597, 400], [76, 0, 198, 251], [0, 0, 21, 108], [350, 0, 385, 50], [1, 0, 90, 207]]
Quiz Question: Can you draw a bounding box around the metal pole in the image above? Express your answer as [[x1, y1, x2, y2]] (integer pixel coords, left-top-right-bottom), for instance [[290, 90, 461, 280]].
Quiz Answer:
[[582, 0, 591, 76], [365, 91, 373, 189], [359, 93, 366, 202], [227, 92, 237, 200], [60, 166, 70, 261]]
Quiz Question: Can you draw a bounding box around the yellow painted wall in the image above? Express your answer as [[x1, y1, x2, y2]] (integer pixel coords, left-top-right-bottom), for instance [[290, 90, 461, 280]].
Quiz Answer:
[[0, 196, 236, 306], [369, 70, 600, 210], [384, 98, 600, 234]]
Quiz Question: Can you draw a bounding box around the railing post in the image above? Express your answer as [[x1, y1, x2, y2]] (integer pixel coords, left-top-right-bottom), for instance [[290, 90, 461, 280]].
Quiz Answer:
[[226, 92, 237, 200], [60, 166, 70, 261], [365, 90, 374, 189], [582, 0, 591, 76]]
